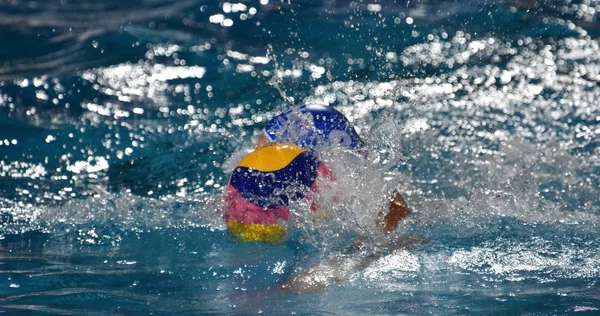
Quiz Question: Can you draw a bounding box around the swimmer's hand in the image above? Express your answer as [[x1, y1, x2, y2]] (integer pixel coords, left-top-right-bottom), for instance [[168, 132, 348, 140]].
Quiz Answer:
[[382, 191, 412, 232]]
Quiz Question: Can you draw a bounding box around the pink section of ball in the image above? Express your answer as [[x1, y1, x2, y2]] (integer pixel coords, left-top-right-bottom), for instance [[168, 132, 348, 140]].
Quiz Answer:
[[224, 184, 289, 224]]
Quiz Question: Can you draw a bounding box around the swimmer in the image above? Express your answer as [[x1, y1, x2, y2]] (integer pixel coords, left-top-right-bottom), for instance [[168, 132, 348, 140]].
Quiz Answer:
[[224, 104, 413, 293]]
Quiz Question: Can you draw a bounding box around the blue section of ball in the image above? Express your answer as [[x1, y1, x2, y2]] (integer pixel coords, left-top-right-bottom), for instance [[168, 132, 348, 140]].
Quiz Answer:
[[264, 104, 364, 150], [229, 151, 319, 209]]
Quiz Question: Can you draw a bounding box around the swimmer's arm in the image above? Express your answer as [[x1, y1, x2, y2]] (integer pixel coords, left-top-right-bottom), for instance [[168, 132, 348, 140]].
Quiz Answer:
[[278, 233, 422, 294], [276, 255, 371, 294], [280, 193, 415, 294]]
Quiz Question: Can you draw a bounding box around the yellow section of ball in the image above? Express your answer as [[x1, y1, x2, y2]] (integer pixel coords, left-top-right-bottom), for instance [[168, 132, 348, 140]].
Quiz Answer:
[[227, 220, 287, 244], [237, 144, 306, 172]]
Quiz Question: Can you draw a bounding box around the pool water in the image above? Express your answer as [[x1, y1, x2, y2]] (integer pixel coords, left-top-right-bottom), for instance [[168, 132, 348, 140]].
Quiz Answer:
[[1, 0, 600, 314]]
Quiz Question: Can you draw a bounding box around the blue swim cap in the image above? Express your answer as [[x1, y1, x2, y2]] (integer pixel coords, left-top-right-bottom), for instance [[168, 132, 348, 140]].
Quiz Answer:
[[263, 104, 364, 150]]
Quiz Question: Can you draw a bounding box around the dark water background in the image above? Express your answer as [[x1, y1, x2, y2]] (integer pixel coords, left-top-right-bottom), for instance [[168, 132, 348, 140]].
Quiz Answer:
[[1, 0, 600, 314]]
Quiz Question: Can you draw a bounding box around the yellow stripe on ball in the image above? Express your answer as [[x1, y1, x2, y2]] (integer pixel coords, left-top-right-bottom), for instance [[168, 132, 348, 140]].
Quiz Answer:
[[227, 220, 287, 244], [237, 144, 306, 172]]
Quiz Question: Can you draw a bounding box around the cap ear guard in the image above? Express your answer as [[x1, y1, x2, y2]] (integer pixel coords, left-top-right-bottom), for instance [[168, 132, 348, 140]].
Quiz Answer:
[[327, 130, 353, 148]]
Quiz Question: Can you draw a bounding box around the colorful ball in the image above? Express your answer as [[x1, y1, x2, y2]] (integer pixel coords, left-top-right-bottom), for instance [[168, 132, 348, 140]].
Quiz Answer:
[[263, 104, 364, 150], [225, 144, 320, 243]]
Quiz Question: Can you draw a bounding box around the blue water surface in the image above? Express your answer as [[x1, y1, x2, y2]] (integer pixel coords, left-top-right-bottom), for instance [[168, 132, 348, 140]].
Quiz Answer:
[[1, 0, 600, 314]]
